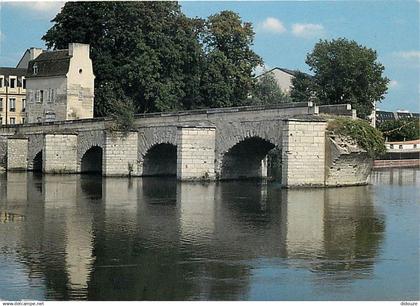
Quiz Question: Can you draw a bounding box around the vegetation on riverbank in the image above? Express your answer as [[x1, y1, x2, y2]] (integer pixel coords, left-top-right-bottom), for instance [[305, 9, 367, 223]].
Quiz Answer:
[[327, 117, 386, 158]]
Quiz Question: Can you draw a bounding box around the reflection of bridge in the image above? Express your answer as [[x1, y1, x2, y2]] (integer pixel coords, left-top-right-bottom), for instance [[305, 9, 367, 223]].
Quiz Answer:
[[0, 173, 385, 300], [0, 103, 369, 187]]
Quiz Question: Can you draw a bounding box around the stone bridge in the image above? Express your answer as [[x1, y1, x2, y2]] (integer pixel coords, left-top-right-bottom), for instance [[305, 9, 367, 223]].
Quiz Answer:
[[0, 102, 371, 187]]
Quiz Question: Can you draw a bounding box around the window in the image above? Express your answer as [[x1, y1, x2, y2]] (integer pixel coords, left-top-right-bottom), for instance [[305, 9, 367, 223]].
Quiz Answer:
[[0, 77, 3, 88], [22, 78, 26, 89], [9, 98, 16, 112], [9, 117, 15, 124], [9, 78, 16, 88], [21, 118, 25, 124], [0, 117, 2, 125], [40, 90, 44, 103], [399, 145, 403, 149], [414, 144, 417, 149], [33, 64, 38, 75], [22, 99, 26, 112], [50, 89, 55, 103], [35, 90, 41, 103], [390, 144, 394, 149], [28, 90, 34, 103], [0, 98, 3, 111]]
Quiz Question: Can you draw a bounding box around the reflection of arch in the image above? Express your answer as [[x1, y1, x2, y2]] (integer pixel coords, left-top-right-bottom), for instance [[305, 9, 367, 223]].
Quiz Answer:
[[142, 143, 177, 176], [220, 137, 276, 180], [33, 151, 43, 172], [81, 146, 103, 174]]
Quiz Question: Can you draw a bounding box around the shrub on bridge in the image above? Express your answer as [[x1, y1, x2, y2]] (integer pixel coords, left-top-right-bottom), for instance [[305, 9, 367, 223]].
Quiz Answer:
[[327, 117, 386, 158]]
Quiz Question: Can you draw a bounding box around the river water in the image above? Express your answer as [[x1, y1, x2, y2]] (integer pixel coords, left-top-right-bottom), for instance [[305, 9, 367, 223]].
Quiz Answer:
[[0, 169, 418, 301]]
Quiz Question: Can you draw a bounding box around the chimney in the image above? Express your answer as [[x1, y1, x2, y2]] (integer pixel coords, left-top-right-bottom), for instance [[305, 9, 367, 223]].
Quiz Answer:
[[68, 43, 90, 58], [30, 48, 43, 60]]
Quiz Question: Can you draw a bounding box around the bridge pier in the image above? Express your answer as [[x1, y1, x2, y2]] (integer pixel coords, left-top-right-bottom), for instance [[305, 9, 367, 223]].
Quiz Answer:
[[177, 126, 216, 180], [281, 119, 327, 187], [43, 133, 78, 173], [7, 136, 29, 171], [103, 131, 139, 176]]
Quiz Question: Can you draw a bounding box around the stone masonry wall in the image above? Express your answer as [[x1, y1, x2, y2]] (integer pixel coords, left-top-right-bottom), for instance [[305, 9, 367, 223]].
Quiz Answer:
[[103, 132, 138, 176], [281, 119, 327, 187], [325, 135, 373, 186], [43, 134, 78, 173], [7, 138, 28, 171], [177, 126, 216, 180]]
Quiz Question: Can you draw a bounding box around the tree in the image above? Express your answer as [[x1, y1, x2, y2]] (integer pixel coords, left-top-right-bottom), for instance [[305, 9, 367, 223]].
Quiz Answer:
[[290, 71, 316, 103], [43, 2, 204, 116], [303, 38, 389, 119], [200, 11, 262, 108], [249, 72, 291, 105], [378, 118, 420, 141]]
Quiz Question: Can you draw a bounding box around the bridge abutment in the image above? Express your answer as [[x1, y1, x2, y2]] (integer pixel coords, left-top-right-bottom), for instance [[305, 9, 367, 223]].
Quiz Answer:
[[177, 126, 216, 181]]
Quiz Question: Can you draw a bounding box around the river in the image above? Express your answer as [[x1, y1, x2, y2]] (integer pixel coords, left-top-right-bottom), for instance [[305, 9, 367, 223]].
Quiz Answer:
[[0, 168, 418, 301]]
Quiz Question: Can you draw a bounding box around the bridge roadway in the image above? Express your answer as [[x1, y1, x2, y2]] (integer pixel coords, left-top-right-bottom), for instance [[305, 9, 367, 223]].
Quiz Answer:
[[0, 102, 369, 187]]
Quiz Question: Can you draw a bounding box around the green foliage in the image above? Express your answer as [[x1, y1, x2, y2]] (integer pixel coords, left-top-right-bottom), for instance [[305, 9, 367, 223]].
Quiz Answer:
[[108, 98, 135, 134], [249, 72, 291, 105], [327, 117, 386, 158], [43, 3, 262, 114], [378, 118, 420, 141], [290, 71, 316, 103], [200, 11, 263, 108], [304, 38, 389, 119]]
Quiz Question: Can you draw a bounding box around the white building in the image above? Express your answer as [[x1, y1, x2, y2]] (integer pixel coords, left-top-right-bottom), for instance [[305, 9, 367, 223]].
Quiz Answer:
[[25, 43, 95, 123]]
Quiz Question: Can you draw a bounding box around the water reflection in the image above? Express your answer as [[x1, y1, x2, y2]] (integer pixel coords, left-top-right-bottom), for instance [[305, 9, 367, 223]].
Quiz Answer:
[[0, 170, 414, 300]]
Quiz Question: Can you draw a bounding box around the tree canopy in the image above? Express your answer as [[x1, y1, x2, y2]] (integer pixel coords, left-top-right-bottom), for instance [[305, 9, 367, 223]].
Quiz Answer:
[[43, 2, 262, 116], [291, 38, 389, 119], [378, 118, 419, 142], [249, 72, 291, 105]]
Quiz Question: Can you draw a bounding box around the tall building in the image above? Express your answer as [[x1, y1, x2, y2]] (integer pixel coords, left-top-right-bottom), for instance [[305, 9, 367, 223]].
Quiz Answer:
[[25, 43, 95, 123], [0, 67, 27, 125]]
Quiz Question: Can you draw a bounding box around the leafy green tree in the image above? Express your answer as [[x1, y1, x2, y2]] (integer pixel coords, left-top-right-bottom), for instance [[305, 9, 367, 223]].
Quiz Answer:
[[249, 72, 291, 105], [43, 1, 204, 116], [304, 38, 389, 118], [378, 118, 420, 141], [200, 11, 262, 108], [290, 71, 316, 103]]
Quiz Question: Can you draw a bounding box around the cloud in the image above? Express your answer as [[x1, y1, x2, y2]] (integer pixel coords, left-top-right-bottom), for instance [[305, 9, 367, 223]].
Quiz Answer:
[[292, 23, 325, 39], [259, 17, 286, 34], [388, 80, 399, 89], [393, 51, 420, 60], [6, 1, 64, 17]]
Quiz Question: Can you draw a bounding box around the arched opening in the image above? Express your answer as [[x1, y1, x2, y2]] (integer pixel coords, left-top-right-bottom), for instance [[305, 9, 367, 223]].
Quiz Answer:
[[221, 137, 279, 181], [142, 143, 177, 177], [33, 151, 43, 172], [81, 146, 103, 174]]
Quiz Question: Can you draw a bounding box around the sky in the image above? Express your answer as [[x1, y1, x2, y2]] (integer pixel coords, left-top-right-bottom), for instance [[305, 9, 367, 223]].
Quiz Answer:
[[0, 0, 419, 112]]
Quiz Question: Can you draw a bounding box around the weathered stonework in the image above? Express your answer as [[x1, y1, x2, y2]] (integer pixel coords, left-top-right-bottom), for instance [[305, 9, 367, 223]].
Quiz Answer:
[[103, 131, 138, 176], [177, 126, 216, 180], [281, 119, 327, 187], [43, 133, 78, 173], [325, 135, 373, 186], [7, 137, 28, 171]]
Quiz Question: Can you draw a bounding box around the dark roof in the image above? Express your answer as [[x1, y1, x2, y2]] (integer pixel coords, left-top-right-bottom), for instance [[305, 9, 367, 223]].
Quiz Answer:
[[27, 49, 71, 78], [0, 67, 27, 78], [257, 67, 312, 79], [376, 110, 420, 122]]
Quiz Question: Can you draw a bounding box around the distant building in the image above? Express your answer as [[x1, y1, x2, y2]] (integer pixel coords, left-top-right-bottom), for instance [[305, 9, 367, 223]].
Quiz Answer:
[[256, 67, 312, 94], [376, 110, 420, 125], [0, 67, 27, 125], [25, 43, 95, 123]]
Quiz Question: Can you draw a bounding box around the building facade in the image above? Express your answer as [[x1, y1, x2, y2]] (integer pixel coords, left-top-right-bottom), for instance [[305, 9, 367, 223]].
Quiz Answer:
[[25, 43, 94, 123], [0, 67, 27, 125]]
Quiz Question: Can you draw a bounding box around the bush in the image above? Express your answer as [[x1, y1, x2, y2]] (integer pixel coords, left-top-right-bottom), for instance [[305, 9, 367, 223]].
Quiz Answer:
[[327, 117, 386, 158], [108, 99, 135, 135]]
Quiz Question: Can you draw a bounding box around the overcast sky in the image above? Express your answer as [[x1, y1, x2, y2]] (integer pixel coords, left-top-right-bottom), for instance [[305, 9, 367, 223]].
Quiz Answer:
[[0, 1, 419, 112]]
